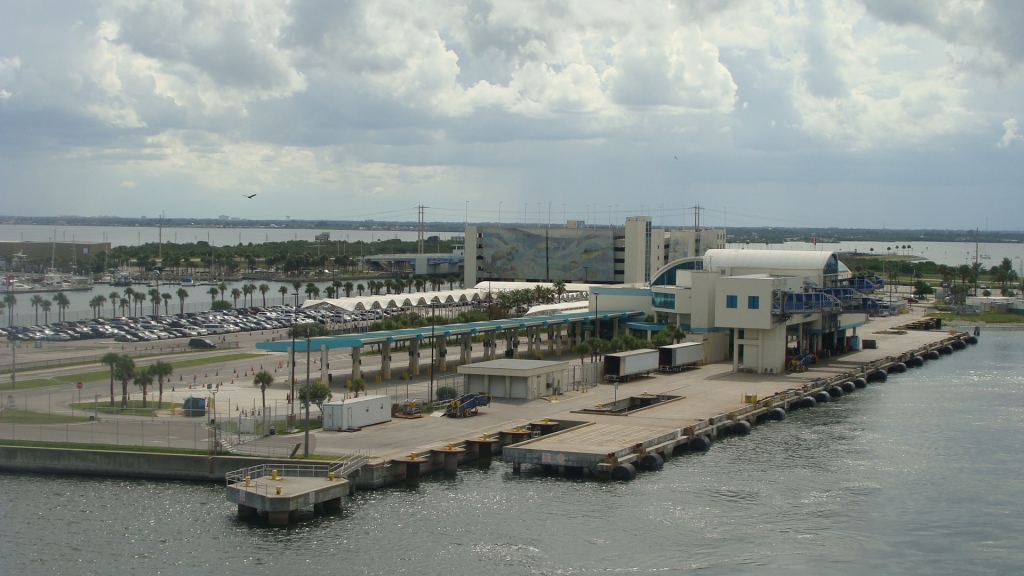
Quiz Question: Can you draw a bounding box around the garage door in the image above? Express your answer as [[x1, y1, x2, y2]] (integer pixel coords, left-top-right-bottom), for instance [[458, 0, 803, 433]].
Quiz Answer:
[[509, 376, 529, 399]]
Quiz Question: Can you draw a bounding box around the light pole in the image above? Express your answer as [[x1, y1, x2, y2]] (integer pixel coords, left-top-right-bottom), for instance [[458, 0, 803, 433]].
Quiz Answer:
[[304, 327, 311, 457], [429, 301, 435, 406], [498, 202, 502, 227]]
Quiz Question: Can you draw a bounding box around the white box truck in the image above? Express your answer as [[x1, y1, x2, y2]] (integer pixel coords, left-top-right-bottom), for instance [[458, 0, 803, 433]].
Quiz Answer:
[[603, 349, 659, 382], [322, 395, 392, 431], [658, 342, 704, 371]]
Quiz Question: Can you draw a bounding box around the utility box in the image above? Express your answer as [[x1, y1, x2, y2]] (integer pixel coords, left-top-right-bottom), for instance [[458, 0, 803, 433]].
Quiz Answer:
[[658, 342, 704, 371], [322, 395, 392, 431], [604, 349, 659, 382]]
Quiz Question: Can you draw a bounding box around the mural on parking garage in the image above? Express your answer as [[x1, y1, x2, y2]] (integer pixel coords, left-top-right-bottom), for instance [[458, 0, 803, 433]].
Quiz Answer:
[[480, 227, 615, 282]]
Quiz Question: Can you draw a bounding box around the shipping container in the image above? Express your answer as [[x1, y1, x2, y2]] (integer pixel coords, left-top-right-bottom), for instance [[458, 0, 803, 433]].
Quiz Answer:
[[322, 395, 392, 431], [603, 349, 659, 382], [658, 342, 704, 371]]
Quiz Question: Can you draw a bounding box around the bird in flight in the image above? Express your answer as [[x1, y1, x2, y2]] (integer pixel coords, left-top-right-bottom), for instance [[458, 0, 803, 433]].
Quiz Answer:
[[673, 156, 678, 160], [243, 194, 257, 199]]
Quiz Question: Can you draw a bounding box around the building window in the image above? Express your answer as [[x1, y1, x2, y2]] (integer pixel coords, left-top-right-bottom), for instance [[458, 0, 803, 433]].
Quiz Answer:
[[726, 295, 738, 309], [748, 296, 759, 309], [652, 292, 676, 309]]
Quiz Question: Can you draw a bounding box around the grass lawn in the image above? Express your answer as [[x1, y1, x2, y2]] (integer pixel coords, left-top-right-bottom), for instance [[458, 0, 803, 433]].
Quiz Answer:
[[0, 439, 211, 456], [1, 353, 265, 391], [0, 410, 90, 425], [69, 400, 183, 417], [929, 312, 1024, 324]]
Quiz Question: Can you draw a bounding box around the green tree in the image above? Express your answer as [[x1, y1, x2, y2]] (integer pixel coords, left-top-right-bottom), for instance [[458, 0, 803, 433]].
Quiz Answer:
[[133, 366, 154, 408], [134, 292, 146, 317], [447, 276, 458, 290], [573, 342, 592, 368], [109, 291, 121, 317], [30, 294, 44, 325], [53, 292, 70, 322], [176, 288, 189, 314], [292, 281, 302, 306], [148, 288, 162, 316], [253, 370, 274, 409], [913, 279, 934, 298], [41, 300, 52, 324], [258, 283, 270, 307], [2, 294, 16, 327], [217, 282, 228, 302], [242, 284, 254, 307], [161, 293, 172, 314], [299, 380, 333, 412], [343, 281, 354, 297], [287, 323, 330, 338], [346, 377, 365, 398], [113, 355, 136, 409], [100, 352, 121, 407], [356, 283, 365, 296], [208, 286, 219, 306], [150, 360, 174, 409], [230, 288, 242, 308], [211, 300, 232, 311]]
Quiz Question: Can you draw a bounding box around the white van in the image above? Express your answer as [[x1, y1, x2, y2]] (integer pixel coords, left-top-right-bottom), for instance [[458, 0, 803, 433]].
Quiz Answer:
[[202, 323, 226, 334]]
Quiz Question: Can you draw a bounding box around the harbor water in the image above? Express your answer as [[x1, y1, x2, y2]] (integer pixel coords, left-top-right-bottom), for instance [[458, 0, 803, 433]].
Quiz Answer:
[[1, 329, 1022, 575]]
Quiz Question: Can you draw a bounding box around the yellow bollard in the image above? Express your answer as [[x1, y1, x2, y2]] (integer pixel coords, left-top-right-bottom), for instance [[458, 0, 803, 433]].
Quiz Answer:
[[543, 417, 550, 424], [410, 452, 417, 460], [514, 425, 521, 432], [276, 486, 282, 495], [328, 472, 335, 481], [482, 433, 489, 441], [245, 476, 251, 487], [271, 469, 279, 480], [448, 442, 454, 450]]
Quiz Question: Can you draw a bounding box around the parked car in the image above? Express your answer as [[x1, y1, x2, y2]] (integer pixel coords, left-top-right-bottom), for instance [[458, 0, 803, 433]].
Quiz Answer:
[[188, 338, 217, 349]]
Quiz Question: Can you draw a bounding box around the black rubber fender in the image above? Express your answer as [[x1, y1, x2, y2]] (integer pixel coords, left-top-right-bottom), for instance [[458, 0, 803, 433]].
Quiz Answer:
[[953, 340, 967, 350], [853, 378, 868, 388], [926, 351, 940, 361], [801, 396, 818, 408], [612, 463, 637, 481], [841, 381, 856, 394], [732, 420, 752, 435], [640, 453, 664, 471], [828, 386, 844, 398], [892, 362, 907, 373], [875, 370, 888, 383], [814, 391, 831, 403], [768, 407, 787, 421], [966, 336, 978, 345], [690, 436, 712, 452], [939, 345, 954, 355]]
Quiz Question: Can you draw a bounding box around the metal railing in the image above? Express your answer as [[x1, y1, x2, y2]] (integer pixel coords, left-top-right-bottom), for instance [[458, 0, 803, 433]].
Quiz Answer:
[[225, 450, 371, 486]]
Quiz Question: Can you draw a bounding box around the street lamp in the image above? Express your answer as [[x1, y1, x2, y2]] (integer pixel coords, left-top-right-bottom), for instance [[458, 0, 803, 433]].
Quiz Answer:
[[429, 301, 435, 405], [304, 327, 311, 457]]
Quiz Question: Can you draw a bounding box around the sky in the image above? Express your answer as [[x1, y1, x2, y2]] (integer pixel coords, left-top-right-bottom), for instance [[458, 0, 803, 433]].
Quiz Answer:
[[0, 0, 1022, 230]]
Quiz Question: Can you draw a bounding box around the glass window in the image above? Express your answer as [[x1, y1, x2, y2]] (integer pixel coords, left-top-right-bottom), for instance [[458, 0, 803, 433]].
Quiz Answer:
[[652, 292, 676, 309], [726, 295, 738, 309], [748, 296, 759, 309]]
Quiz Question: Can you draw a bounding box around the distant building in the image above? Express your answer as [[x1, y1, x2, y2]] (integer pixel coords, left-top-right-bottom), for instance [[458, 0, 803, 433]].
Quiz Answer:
[[0, 240, 111, 268], [314, 232, 331, 242], [464, 216, 725, 286]]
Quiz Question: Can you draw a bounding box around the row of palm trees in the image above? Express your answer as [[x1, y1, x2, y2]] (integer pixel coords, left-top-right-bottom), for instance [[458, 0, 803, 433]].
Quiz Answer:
[[99, 353, 174, 409]]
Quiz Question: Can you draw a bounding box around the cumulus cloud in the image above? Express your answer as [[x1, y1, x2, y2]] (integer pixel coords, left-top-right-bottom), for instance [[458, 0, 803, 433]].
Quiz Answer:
[[998, 118, 1022, 147]]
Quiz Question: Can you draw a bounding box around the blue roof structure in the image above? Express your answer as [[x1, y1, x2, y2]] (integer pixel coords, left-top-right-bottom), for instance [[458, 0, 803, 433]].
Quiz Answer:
[[256, 309, 645, 352]]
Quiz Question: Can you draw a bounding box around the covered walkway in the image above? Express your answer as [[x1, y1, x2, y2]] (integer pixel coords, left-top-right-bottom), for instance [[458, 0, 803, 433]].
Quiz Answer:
[[256, 309, 644, 385]]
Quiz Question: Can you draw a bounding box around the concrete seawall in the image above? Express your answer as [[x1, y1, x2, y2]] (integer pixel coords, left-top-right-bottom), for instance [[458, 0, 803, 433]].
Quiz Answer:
[[0, 446, 297, 482]]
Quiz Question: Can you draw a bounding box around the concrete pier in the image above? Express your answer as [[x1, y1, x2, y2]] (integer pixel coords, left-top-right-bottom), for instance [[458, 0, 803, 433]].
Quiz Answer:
[[226, 469, 349, 526]]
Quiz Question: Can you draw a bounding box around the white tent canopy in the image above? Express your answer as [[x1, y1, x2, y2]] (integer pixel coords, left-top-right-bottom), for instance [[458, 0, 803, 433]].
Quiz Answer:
[[303, 289, 483, 312], [473, 281, 593, 293]]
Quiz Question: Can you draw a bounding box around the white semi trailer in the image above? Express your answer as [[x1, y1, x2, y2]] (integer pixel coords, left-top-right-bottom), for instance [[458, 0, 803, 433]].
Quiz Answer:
[[603, 349, 659, 382], [658, 342, 704, 371]]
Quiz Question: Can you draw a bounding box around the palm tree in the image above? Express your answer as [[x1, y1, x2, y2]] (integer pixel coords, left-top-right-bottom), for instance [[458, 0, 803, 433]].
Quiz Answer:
[[258, 283, 270, 307], [356, 283, 365, 296], [253, 370, 274, 409], [208, 286, 219, 306], [100, 352, 121, 407], [133, 366, 154, 408], [54, 292, 70, 322], [242, 284, 254, 307], [447, 276, 458, 290], [217, 282, 228, 302], [292, 281, 302, 306], [134, 292, 146, 317], [553, 280, 566, 302], [161, 293, 172, 315], [230, 288, 242, 308], [383, 279, 394, 294], [2, 294, 16, 327], [176, 288, 189, 314], [113, 355, 136, 409], [118, 298, 129, 315], [343, 281, 354, 297], [279, 285, 289, 305], [574, 342, 592, 369], [150, 360, 174, 409], [148, 288, 161, 316], [305, 282, 319, 301], [30, 295, 44, 325], [414, 278, 425, 293], [332, 280, 343, 298], [347, 377, 365, 398], [123, 287, 135, 314], [109, 291, 120, 317], [41, 300, 52, 324]]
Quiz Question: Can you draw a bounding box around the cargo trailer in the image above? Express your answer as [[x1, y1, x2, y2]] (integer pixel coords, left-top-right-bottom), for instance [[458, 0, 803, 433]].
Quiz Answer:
[[322, 395, 392, 431], [603, 349, 659, 382], [658, 342, 704, 371]]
